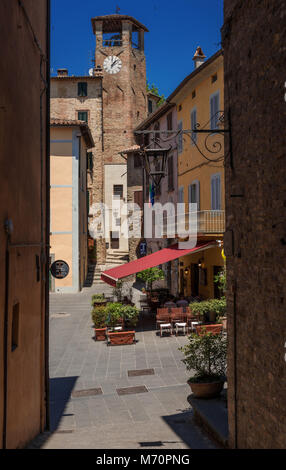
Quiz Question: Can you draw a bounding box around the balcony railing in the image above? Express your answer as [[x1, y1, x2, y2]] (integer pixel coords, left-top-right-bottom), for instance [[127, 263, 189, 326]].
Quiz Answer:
[[162, 210, 225, 237]]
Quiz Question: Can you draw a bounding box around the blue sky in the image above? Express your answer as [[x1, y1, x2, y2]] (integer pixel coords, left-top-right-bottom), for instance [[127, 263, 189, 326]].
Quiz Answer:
[[51, 0, 223, 97]]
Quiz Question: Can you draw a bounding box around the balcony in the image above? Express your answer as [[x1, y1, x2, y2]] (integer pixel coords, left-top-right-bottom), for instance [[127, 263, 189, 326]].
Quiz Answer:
[[161, 210, 225, 237]]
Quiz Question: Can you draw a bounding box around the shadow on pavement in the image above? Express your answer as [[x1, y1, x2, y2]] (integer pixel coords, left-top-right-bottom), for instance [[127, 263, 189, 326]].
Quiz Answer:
[[161, 408, 217, 449], [49, 376, 79, 431], [26, 376, 78, 449]]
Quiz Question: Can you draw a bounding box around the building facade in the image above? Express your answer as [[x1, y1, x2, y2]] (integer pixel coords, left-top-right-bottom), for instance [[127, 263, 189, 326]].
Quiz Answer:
[[134, 101, 179, 295], [223, 0, 286, 448], [0, 0, 50, 449], [168, 48, 225, 299], [51, 14, 149, 274], [50, 119, 94, 293]]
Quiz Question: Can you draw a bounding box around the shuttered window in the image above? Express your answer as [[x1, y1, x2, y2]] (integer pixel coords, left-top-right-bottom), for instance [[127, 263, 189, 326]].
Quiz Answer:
[[188, 180, 200, 211], [78, 82, 87, 97], [211, 174, 221, 210], [178, 121, 183, 153], [178, 186, 184, 203], [87, 152, 93, 171], [113, 184, 123, 199], [191, 108, 197, 144], [167, 112, 173, 131], [210, 92, 220, 129], [78, 111, 88, 123]]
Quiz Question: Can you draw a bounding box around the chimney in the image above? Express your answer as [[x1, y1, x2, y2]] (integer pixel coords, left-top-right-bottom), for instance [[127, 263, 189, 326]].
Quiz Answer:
[[57, 68, 68, 77], [193, 47, 206, 69]]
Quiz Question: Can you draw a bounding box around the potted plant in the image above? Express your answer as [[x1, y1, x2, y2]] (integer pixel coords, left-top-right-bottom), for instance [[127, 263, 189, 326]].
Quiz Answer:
[[190, 298, 226, 323], [106, 302, 137, 346], [121, 305, 139, 329], [92, 293, 107, 307], [179, 331, 227, 398], [112, 280, 124, 302], [106, 302, 123, 331], [137, 267, 165, 298], [92, 305, 107, 341]]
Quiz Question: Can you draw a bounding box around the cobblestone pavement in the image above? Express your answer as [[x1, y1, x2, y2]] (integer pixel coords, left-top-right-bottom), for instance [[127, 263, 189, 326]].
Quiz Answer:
[[28, 288, 217, 449]]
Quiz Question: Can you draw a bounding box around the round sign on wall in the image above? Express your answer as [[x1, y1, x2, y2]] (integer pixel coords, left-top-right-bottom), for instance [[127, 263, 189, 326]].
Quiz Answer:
[[50, 260, 70, 279]]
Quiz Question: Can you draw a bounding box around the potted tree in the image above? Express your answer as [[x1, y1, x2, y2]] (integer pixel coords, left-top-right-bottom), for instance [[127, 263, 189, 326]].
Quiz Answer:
[[179, 331, 227, 398], [137, 267, 165, 309], [92, 305, 107, 341]]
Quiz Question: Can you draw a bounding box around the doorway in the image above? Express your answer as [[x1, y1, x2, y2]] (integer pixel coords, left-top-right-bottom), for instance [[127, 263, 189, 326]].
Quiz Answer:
[[110, 231, 120, 249]]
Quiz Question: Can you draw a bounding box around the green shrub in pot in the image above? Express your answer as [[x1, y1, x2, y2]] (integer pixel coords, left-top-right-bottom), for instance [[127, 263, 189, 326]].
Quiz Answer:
[[179, 332, 227, 398], [190, 298, 226, 322], [106, 302, 123, 330], [121, 305, 139, 328], [92, 305, 107, 328]]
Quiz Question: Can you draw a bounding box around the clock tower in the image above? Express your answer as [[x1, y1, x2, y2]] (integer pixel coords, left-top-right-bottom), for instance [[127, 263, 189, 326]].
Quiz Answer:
[[91, 15, 148, 264]]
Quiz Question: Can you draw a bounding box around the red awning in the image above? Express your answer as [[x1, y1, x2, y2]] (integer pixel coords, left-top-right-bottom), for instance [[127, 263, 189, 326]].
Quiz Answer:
[[101, 240, 217, 286]]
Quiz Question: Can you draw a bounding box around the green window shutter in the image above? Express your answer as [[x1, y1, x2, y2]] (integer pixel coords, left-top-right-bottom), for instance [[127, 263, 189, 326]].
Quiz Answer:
[[87, 152, 93, 171], [78, 82, 87, 97], [78, 111, 88, 123]]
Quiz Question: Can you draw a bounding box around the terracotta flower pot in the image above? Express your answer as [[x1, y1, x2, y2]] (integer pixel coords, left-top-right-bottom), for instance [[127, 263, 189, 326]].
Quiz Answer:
[[94, 327, 107, 341], [109, 331, 135, 346], [188, 378, 225, 398]]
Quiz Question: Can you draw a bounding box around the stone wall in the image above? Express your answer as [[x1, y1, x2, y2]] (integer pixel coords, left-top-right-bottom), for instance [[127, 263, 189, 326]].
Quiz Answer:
[[51, 76, 107, 263], [223, 0, 286, 449]]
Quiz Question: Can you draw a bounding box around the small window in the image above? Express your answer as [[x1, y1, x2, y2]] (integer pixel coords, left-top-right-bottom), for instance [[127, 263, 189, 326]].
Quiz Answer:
[[192, 90, 196, 99], [148, 99, 153, 114], [78, 111, 88, 123], [78, 82, 87, 97], [211, 73, 218, 84], [113, 184, 123, 199], [178, 104, 182, 111], [167, 112, 173, 131]]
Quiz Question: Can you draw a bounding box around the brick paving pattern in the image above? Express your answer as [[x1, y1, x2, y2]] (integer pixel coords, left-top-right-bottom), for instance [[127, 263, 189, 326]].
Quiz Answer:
[[28, 289, 217, 449]]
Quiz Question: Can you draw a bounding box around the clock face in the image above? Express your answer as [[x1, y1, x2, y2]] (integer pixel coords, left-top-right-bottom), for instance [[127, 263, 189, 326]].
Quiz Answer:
[[103, 56, 122, 75]]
